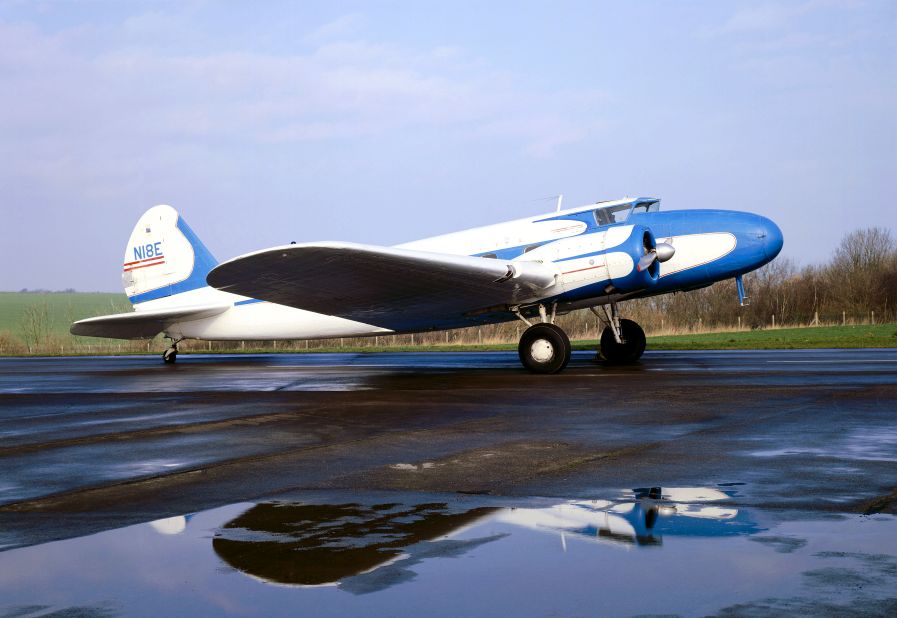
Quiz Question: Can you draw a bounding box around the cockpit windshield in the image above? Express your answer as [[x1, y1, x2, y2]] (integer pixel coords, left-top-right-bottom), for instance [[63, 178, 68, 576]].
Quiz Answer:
[[593, 199, 659, 226]]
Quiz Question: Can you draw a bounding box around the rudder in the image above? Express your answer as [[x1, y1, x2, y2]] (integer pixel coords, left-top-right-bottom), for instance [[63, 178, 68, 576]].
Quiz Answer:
[[122, 205, 218, 305]]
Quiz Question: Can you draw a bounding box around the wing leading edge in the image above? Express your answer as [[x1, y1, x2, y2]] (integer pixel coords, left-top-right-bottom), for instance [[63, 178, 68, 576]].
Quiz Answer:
[[207, 242, 558, 330]]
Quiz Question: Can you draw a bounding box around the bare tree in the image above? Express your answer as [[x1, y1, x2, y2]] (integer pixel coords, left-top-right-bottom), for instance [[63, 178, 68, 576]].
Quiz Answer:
[[21, 303, 50, 352]]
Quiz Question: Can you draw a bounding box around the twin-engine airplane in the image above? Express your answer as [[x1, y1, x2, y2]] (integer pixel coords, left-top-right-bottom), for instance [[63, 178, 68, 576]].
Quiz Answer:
[[71, 197, 783, 373]]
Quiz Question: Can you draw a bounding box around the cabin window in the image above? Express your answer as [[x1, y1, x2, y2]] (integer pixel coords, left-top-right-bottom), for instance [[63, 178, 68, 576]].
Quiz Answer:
[[630, 200, 660, 216], [594, 203, 632, 226]]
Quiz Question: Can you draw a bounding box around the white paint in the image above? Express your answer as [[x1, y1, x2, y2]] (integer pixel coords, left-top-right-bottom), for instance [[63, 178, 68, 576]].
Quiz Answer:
[[76, 199, 755, 343], [122, 205, 194, 298], [530, 338, 555, 363], [657, 232, 737, 277], [172, 301, 390, 340]]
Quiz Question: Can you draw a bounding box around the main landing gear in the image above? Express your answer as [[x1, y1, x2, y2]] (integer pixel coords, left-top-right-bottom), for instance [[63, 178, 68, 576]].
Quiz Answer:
[[514, 301, 646, 373], [162, 338, 181, 364], [590, 303, 646, 364], [515, 304, 571, 374]]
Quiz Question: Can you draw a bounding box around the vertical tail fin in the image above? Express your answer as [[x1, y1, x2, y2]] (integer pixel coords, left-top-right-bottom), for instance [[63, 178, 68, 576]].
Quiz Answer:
[[122, 205, 218, 305]]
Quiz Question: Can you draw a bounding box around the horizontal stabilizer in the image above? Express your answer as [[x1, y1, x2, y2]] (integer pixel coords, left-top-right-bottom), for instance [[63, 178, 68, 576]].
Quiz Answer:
[[70, 304, 229, 339], [207, 242, 558, 330]]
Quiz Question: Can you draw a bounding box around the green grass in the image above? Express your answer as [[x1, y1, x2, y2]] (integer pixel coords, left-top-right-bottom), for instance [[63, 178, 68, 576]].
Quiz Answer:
[[0, 292, 130, 339], [193, 324, 897, 354], [275, 324, 896, 353], [640, 324, 897, 350]]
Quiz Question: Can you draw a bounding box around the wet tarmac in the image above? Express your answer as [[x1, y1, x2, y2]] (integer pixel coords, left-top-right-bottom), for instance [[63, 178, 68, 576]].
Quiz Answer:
[[1, 349, 896, 616]]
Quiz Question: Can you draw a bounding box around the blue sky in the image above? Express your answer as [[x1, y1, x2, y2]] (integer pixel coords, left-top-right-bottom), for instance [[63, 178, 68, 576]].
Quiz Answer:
[[1, 0, 894, 291]]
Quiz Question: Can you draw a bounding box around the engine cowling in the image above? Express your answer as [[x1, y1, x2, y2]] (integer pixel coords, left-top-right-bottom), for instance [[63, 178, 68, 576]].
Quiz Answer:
[[605, 225, 663, 294]]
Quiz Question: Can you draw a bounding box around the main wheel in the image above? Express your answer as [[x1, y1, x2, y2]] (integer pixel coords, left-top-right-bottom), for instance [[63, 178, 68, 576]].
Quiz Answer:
[[162, 348, 178, 364], [518, 323, 571, 374], [599, 319, 646, 364]]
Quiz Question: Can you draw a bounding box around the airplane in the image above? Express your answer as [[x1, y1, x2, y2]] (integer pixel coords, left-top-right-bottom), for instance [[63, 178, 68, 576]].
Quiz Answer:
[[204, 487, 759, 588], [70, 197, 783, 373]]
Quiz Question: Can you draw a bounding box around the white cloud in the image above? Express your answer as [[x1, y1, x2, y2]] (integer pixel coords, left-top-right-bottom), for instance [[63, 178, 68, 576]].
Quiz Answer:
[[0, 16, 605, 171], [717, 0, 863, 34], [720, 3, 809, 33], [303, 13, 365, 44]]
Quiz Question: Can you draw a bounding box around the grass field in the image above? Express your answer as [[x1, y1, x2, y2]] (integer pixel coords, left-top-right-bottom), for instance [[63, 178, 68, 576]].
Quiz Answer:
[[641, 324, 897, 350], [0, 292, 130, 343], [293, 324, 896, 353], [0, 291, 894, 355]]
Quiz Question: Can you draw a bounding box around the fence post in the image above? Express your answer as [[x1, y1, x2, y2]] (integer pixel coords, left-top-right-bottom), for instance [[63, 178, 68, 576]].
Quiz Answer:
[[813, 311, 819, 326], [737, 316, 741, 331], [842, 311, 846, 325], [871, 311, 875, 324], [771, 314, 775, 328], [411, 333, 415, 346]]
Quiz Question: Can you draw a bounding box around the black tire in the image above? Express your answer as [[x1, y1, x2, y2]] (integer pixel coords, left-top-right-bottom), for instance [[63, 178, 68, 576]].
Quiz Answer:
[[163, 348, 177, 364], [599, 319, 646, 364], [518, 323, 571, 374]]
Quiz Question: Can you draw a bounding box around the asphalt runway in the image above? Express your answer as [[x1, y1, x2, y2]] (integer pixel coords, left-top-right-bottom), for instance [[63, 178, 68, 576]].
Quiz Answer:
[[1, 349, 896, 616], [2, 348, 896, 524]]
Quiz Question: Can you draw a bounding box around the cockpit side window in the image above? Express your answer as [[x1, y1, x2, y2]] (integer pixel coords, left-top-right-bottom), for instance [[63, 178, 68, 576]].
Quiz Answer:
[[594, 208, 613, 226], [630, 201, 660, 216], [594, 203, 633, 226]]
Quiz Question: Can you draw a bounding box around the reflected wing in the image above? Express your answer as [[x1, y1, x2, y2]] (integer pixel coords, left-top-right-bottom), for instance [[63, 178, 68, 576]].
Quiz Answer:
[[207, 242, 557, 330], [70, 304, 229, 339]]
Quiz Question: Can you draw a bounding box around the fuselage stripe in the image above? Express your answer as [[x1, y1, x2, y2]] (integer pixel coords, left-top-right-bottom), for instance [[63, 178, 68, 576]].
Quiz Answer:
[[123, 259, 166, 272], [561, 265, 601, 275], [123, 255, 167, 267]]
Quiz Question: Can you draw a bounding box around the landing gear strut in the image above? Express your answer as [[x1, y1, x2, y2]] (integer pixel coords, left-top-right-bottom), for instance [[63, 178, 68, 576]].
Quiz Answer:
[[162, 339, 181, 364], [591, 304, 646, 364], [514, 303, 571, 374]]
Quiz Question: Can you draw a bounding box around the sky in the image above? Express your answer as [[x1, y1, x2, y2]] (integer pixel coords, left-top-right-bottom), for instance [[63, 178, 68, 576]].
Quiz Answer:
[[1, 0, 895, 292]]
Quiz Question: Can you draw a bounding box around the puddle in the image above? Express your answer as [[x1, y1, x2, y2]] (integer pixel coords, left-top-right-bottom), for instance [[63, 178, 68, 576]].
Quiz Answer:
[[749, 425, 897, 463], [1, 488, 896, 616]]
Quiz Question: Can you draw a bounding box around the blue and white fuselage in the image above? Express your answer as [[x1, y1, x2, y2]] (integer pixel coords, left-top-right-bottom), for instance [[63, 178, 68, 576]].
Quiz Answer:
[[72, 197, 783, 370]]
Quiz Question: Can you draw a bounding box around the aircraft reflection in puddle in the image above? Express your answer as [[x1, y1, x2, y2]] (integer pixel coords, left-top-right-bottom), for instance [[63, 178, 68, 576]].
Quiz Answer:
[[148, 487, 761, 593], [498, 486, 761, 548]]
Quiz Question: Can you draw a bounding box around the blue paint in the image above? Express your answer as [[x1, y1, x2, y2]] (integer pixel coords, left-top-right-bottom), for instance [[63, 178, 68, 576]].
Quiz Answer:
[[234, 298, 263, 306], [545, 210, 782, 307], [384, 209, 782, 331], [128, 216, 218, 305]]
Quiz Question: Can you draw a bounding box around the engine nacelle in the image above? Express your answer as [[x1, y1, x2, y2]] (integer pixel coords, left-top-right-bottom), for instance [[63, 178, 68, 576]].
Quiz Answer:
[[605, 225, 661, 294]]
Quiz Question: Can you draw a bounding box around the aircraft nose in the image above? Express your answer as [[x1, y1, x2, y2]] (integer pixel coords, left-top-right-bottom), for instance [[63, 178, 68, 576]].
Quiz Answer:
[[757, 215, 784, 261]]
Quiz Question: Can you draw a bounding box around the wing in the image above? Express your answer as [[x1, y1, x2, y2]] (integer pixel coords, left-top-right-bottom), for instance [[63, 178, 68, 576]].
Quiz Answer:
[[70, 304, 229, 339], [207, 242, 557, 330]]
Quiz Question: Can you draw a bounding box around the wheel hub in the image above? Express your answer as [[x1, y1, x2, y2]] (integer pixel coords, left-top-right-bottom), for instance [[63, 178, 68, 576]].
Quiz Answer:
[[530, 338, 555, 363]]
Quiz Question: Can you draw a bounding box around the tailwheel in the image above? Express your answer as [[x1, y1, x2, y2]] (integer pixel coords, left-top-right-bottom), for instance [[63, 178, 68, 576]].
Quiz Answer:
[[518, 323, 571, 374], [599, 319, 646, 364]]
